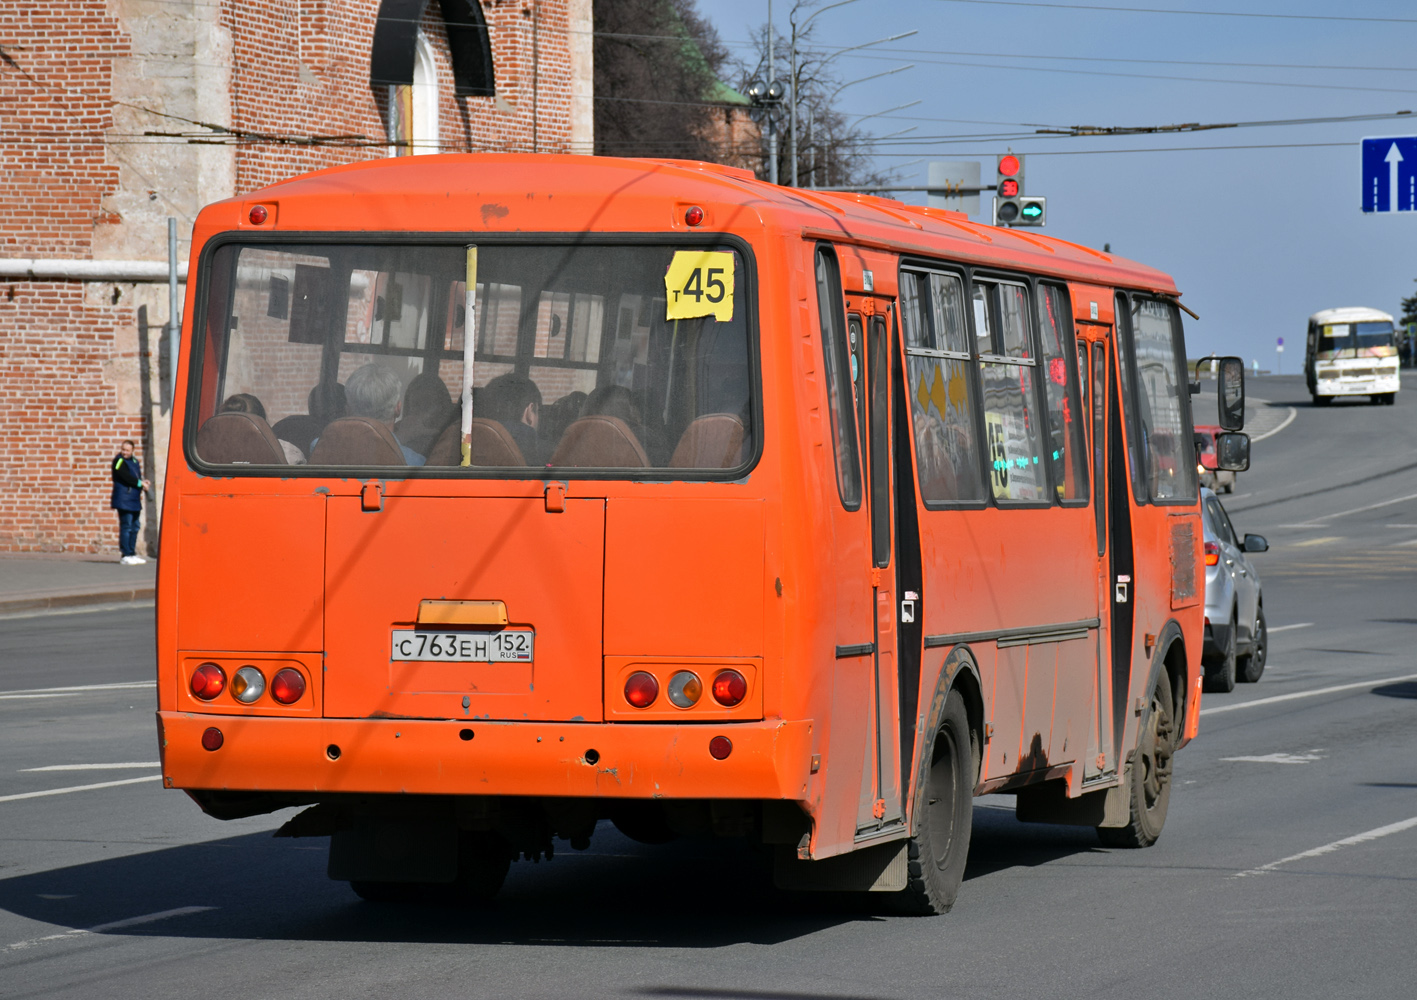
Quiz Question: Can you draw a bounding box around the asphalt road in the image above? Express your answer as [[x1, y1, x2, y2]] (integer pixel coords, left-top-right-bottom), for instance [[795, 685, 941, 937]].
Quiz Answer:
[[2, 373, 1415, 999]]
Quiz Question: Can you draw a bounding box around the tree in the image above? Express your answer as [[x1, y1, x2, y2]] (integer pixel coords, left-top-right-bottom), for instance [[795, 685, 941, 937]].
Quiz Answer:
[[1400, 279, 1417, 328], [592, 0, 731, 162], [732, 21, 892, 190]]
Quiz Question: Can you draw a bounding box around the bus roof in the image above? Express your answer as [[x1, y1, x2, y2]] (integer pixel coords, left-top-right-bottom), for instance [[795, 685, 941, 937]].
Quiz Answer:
[[213, 154, 1180, 295], [1309, 307, 1395, 325]]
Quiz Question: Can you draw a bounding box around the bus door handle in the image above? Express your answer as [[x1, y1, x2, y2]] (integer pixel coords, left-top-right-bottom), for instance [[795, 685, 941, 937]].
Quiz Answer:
[[1115, 575, 1130, 604]]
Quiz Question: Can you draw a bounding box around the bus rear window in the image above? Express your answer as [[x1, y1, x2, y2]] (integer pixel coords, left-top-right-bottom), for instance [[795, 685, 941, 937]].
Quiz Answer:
[[189, 241, 756, 476]]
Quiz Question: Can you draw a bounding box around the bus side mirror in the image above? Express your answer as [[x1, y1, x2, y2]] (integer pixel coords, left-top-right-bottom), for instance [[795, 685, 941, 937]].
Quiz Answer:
[[1217, 356, 1245, 430], [1216, 431, 1250, 471]]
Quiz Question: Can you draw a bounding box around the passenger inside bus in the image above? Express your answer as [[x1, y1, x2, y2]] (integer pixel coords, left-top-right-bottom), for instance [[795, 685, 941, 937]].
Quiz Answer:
[[478, 373, 545, 466], [309, 364, 424, 466], [272, 381, 346, 460], [394, 372, 456, 460]]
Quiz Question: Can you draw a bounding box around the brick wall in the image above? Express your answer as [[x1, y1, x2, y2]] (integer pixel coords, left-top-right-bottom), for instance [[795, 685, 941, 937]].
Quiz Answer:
[[0, 0, 587, 553]]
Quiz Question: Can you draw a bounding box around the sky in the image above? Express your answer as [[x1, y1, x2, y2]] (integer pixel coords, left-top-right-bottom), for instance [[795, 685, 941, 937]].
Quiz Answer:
[[697, 0, 1417, 369]]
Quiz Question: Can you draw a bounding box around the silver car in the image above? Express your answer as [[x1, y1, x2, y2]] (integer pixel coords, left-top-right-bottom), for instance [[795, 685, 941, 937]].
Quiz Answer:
[[1200, 487, 1268, 691]]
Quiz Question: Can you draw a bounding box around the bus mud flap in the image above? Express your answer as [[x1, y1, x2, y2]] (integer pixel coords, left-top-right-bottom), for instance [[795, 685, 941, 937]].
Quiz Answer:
[[773, 839, 908, 892], [1015, 779, 1129, 828]]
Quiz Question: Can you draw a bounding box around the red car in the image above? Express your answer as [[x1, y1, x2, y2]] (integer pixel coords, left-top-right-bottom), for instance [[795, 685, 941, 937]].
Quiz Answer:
[[1195, 425, 1236, 494]]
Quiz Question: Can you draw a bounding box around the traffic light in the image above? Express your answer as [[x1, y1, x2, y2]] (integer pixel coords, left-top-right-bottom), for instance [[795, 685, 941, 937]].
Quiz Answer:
[[1017, 196, 1046, 226], [995, 153, 1024, 225]]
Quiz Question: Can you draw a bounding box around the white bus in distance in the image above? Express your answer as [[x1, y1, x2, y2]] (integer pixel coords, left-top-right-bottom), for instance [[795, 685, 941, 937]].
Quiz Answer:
[[1305, 307, 1400, 406]]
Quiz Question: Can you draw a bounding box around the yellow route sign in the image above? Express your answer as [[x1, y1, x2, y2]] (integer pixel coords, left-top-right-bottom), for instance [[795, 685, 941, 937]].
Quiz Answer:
[[665, 250, 734, 322]]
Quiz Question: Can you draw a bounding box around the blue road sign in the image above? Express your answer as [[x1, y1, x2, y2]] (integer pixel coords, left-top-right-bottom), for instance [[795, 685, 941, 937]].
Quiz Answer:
[[1362, 136, 1417, 213]]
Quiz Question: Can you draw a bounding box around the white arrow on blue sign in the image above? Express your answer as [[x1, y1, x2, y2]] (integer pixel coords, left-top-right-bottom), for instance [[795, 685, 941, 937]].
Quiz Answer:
[[1362, 136, 1417, 213]]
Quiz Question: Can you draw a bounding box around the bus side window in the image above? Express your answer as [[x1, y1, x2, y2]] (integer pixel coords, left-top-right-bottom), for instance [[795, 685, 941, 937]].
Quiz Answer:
[[1128, 297, 1197, 502], [900, 269, 986, 504], [816, 245, 862, 509], [1037, 283, 1089, 503], [976, 279, 1047, 504], [1114, 293, 1150, 503]]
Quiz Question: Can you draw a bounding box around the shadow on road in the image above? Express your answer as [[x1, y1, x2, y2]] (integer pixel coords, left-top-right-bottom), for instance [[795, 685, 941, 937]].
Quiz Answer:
[[1371, 680, 1417, 700], [0, 808, 1105, 949]]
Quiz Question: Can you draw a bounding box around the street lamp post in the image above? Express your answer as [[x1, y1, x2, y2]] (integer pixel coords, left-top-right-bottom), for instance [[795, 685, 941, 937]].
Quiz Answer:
[[788, 0, 860, 186]]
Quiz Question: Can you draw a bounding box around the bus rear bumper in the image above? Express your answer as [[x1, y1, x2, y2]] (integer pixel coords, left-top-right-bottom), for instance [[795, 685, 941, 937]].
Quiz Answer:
[[157, 712, 814, 801]]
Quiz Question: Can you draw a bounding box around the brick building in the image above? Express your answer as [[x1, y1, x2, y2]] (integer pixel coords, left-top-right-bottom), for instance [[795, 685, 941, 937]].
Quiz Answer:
[[0, 0, 591, 554]]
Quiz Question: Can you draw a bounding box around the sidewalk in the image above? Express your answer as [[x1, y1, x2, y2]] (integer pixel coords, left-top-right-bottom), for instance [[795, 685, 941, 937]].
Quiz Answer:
[[0, 552, 156, 614]]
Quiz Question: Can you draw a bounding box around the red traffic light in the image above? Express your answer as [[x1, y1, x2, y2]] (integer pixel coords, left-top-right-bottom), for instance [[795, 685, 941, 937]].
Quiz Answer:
[[998, 154, 1021, 177]]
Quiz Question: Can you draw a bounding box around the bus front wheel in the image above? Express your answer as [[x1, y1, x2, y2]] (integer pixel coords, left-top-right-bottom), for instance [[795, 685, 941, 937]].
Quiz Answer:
[[896, 690, 974, 915], [1098, 674, 1174, 849]]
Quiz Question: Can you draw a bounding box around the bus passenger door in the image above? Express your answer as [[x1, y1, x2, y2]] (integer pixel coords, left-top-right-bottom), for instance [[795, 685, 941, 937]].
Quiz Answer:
[[1082, 334, 1118, 783], [852, 303, 906, 835]]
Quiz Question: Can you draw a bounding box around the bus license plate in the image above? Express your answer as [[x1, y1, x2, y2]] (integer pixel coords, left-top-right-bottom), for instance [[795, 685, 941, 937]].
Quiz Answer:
[[390, 630, 534, 663]]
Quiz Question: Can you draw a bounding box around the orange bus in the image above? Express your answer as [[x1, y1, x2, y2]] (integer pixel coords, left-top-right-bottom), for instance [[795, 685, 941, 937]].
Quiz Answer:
[[156, 154, 1243, 913]]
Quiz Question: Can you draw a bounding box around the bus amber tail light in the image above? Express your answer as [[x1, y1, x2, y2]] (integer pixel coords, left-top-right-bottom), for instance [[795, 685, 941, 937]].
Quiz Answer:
[[1204, 541, 1220, 566], [271, 668, 306, 705], [711, 669, 747, 707], [624, 671, 659, 709], [190, 663, 226, 700]]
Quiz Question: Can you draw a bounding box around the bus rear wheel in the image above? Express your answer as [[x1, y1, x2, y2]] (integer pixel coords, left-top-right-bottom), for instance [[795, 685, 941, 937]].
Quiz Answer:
[[349, 831, 511, 905], [1312, 394, 1331, 407], [1098, 674, 1174, 849], [896, 691, 974, 915]]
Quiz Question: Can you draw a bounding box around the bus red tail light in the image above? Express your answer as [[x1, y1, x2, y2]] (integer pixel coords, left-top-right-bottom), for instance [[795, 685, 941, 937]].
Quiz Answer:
[[270, 668, 306, 705], [711, 669, 747, 707], [1204, 541, 1220, 566], [624, 671, 659, 708], [190, 663, 226, 700]]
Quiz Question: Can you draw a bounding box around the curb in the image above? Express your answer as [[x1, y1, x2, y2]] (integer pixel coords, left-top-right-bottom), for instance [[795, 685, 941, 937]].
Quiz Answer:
[[0, 587, 155, 615]]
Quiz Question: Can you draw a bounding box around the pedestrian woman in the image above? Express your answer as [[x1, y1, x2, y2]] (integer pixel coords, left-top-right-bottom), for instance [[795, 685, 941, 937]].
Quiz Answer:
[[111, 439, 151, 565]]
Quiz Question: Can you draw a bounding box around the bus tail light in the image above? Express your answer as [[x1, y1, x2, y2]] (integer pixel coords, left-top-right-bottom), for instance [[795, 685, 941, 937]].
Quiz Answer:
[[711, 669, 747, 707], [624, 671, 659, 708], [190, 663, 226, 700], [666, 671, 702, 708], [231, 666, 265, 704], [1204, 541, 1220, 566], [270, 668, 306, 705]]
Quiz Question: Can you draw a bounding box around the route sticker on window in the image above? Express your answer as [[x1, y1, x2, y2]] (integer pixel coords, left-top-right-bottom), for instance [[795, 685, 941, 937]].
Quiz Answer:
[[665, 251, 734, 322]]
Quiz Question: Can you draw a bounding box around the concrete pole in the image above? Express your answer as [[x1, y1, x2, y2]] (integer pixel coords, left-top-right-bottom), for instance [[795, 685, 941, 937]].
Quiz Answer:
[[767, 0, 778, 185], [167, 219, 180, 410]]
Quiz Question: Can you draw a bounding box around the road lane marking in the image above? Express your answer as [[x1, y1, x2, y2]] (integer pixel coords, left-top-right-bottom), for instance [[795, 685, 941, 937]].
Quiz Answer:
[[0, 681, 154, 701], [1308, 491, 1417, 524], [4, 906, 216, 953], [1267, 623, 1313, 633], [1221, 751, 1326, 764], [1249, 406, 1297, 442], [1235, 815, 1417, 878], [1291, 536, 1343, 547], [1201, 665, 1417, 713], [0, 775, 161, 803], [1201, 673, 1417, 716], [20, 763, 160, 773]]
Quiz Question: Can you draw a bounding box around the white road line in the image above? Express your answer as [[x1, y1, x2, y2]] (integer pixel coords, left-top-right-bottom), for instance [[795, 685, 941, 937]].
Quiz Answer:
[[1235, 815, 1417, 878], [1220, 751, 1325, 764], [1307, 491, 1417, 524], [0, 775, 161, 803], [1249, 406, 1297, 442], [0, 681, 154, 701], [1267, 623, 1313, 633], [20, 763, 160, 773], [4, 906, 215, 953], [1202, 672, 1417, 716]]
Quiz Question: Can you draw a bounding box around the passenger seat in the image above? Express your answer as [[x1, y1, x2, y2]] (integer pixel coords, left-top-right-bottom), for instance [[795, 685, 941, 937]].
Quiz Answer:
[[424, 419, 527, 467], [669, 413, 746, 468], [308, 417, 407, 466], [549, 416, 649, 468], [195, 411, 288, 465]]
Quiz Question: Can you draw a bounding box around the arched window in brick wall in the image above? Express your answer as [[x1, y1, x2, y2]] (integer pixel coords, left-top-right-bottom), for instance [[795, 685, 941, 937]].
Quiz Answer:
[[411, 32, 439, 153], [371, 0, 495, 97]]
